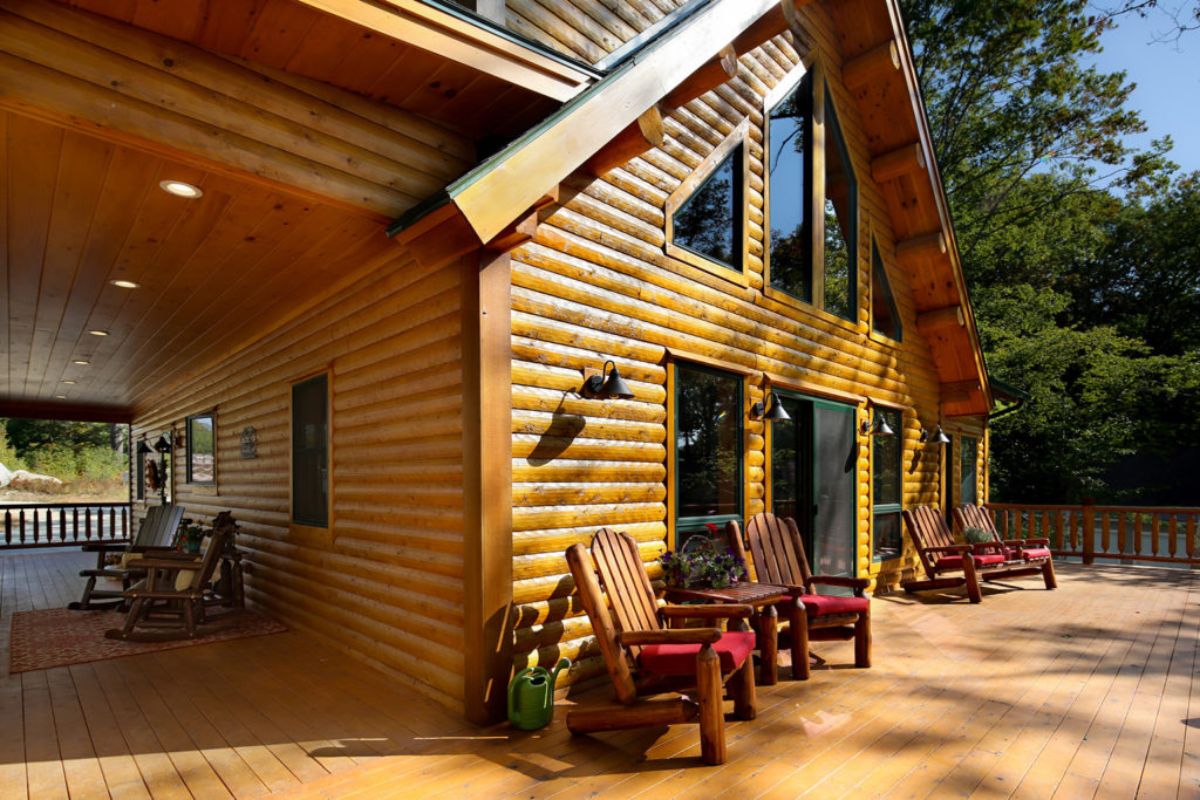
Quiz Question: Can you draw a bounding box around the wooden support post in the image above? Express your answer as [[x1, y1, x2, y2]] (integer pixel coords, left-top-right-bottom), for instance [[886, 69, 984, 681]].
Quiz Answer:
[[731, 0, 815, 55], [661, 46, 739, 110], [1082, 499, 1095, 565], [584, 106, 665, 176], [462, 248, 514, 725], [896, 231, 947, 270], [870, 142, 925, 183], [842, 41, 900, 90]]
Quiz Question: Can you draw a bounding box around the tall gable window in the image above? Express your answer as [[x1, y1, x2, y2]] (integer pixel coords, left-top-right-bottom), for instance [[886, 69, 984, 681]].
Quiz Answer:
[[767, 74, 812, 301], [871, 240, 902, 341], [674, 362, 743, 548], [822, 89, 857, 320]]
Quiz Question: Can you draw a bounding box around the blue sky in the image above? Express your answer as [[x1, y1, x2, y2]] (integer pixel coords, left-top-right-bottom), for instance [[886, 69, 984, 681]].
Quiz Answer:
[[1086, 9, 1200, 175]]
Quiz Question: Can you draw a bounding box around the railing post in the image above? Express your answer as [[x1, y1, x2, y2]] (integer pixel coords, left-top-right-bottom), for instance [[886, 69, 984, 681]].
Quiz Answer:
[[1082, 498, 1095, 565]]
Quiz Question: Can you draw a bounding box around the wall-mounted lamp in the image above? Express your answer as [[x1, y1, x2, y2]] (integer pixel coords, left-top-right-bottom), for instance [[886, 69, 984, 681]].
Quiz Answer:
[[750, 392, 791, 421], [861, 414, 895, 437], [582, 360, 635, 400], [153, 434, 172, 454], [136, 440, 153, 455], [920, 424, 951, 445], [152, 433, 172, 504]]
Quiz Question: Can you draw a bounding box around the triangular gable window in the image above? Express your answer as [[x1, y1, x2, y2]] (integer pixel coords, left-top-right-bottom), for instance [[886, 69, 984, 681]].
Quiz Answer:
[[822, 88, 857, 321], [671, 144, 743, 272], [871, 240, 901, 341]]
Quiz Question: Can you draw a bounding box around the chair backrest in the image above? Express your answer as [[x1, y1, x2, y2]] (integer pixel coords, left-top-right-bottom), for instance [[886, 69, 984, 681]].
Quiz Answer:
[[133, 504, 185, 548], [565, 528, 659, 705], [727, 513, 812, 588], [902, 506, 958, 576], [185, 516, 235, 592], [953, 504, 998, 539]]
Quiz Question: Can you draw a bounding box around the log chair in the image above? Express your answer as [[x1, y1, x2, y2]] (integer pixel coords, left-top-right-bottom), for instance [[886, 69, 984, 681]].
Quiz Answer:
[[69, 504, 185, 610], [954, 504, 1057, 590]]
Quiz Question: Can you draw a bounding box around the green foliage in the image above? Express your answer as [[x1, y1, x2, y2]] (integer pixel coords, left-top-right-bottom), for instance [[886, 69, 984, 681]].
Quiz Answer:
[[0, 421, 26, 470], [963, 527, 993, 544]]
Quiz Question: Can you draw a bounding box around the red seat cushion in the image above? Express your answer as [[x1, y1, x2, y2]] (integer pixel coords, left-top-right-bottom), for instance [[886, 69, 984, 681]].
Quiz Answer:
[[797, 593, 869, 617], [936, 553, 1007, 570], [1019, 547, 1052, 561], [638, 631, 756, 676]]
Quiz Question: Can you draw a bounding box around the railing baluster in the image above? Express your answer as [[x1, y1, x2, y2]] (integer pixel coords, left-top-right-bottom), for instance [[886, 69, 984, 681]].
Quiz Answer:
[[85, 507, 91, 541], [109, 507, 115, 541], [33, 508, 39, 544], [1189, 515, 1198, 561], [1169, 515, 1179, 558], [1151, 515, 1160, 557], [3, 509, 10, 545], [18, 509, 25, 545]]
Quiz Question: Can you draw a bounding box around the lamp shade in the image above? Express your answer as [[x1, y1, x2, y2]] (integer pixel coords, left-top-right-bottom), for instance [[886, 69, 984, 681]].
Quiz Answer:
[[933, 425, 951, 445], [873, 415, 895, 437], [764, 394, 791, 421], [153, 434, 172, 453], [136, 440, 153, 455], [598, 363, 635, 399]]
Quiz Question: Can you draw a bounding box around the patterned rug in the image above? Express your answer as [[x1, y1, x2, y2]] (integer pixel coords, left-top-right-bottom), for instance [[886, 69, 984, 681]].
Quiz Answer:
[[8, 607, 287, 674]]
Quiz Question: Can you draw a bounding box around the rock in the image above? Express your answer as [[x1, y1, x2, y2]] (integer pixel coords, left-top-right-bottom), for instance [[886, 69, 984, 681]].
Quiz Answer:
[[7, 469, 64, 492], [0, 462, 11, 489]]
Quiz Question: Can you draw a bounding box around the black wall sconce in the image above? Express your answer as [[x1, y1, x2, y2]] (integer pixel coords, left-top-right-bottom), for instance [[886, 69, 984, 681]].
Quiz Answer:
[[919, 424, 951, 445], [861, 414, 895, 437], [750, 392, 791, 421], [153, 433, 172, 504], [582, 360, 635, 399]]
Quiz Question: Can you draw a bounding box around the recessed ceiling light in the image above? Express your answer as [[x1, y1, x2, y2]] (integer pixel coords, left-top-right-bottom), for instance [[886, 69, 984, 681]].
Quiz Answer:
[[61, 380, 76, 385], [110, 279, 140, 289], [54, 394, 67, 399], [73, 360, 90, 365], [88, 330, 109, 336], [159, 180, 203, 199]]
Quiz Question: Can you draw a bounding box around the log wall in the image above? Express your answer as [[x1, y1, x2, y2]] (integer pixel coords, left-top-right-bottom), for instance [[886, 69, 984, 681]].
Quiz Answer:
[[131, 250, 468, 710], [509, 11, 982, 688]]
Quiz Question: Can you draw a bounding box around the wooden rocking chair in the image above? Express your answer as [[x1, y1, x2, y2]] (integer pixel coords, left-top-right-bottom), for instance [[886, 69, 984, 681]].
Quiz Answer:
[[565, 528, 758, 766], [902, 506, 1051, 603], [106, 517, 238, 642], [954, 504, 1056, 589], [726, 514, 870, 681], [69, 504, 185, 610]]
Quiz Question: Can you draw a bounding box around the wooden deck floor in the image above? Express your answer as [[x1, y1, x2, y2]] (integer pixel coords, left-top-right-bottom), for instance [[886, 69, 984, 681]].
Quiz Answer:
[[2, 549, 1198, 799]]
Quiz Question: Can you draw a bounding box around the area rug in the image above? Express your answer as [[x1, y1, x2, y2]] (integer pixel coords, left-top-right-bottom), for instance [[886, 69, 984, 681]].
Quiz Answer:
[[8, 608, 287, 674]]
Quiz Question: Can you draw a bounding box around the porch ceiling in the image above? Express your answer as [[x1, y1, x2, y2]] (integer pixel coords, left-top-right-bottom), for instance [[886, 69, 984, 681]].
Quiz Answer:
[[0, 111, 399, 420]]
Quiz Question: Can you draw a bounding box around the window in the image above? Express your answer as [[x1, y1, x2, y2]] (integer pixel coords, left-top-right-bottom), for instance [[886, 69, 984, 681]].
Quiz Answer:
[[961, 436, 978, 506], [767, 74, 812, 301], [292, 374, 329, 527], [672, 145, 743, 271], [674, 363, 742, 548], [872, 407, 903, 561], [822, 88, 857, 321], [871, 240, 902, 341], [185, 413, 215, 484]]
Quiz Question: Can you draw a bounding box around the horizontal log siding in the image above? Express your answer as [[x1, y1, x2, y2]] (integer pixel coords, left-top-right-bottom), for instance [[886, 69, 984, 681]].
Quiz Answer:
[[507, 0, 687, 65], [132, 251, 466, 711], [512, 15, 957, 687]]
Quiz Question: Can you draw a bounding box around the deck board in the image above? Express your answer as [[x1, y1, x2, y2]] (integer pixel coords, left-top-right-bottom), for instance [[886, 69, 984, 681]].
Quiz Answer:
[[2, 548, 1199, 799]]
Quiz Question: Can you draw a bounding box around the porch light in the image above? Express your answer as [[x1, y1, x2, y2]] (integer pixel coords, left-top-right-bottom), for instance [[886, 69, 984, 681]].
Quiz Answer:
[[159, 180, 203, 199], [73, 360, 89, 365], [61, 380, 76, 385], [110, 279, 140, 289], [926, 425, 951, 445], [862, 415, 895, 437], [583, 360, 635, 400], [750, 393, 791, 422], [137, 440, 153, 455], [54, 394, 67, 399], [88, 330, 108, 336], [153, 434, 172, 454]]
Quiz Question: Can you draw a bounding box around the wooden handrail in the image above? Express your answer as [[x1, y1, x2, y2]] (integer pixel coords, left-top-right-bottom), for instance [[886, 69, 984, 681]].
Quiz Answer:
[[1, 502, 130, 549]]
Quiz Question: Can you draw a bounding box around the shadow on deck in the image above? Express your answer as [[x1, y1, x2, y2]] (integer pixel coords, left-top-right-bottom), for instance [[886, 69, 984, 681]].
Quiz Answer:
[[2, 548, 1198, 798]]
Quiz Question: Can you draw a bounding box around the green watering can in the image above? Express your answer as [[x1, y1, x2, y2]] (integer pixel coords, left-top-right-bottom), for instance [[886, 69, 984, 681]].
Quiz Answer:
[[508, 657, 570, 730]]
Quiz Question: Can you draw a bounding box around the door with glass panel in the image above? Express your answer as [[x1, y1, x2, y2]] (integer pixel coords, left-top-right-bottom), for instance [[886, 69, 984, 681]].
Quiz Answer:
[[770, 393, 857, 579], [674, 362, 743, 549]]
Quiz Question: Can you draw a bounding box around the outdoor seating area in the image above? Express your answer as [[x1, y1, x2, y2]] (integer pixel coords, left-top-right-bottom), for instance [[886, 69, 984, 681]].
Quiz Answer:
[[3, 546, 1198, 798]]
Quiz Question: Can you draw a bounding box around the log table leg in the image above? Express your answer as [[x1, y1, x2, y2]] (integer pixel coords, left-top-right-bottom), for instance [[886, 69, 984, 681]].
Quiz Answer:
[[756, 604, 778, 686]]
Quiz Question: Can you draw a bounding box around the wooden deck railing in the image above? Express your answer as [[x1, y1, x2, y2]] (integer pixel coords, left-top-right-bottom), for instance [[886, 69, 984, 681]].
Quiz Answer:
[[1, 502, 130, 549], [988, 502, 1200, 566]]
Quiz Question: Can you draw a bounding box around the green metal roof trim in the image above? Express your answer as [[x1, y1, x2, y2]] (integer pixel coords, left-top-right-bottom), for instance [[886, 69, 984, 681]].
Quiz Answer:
[[387, 0, 717, 239]]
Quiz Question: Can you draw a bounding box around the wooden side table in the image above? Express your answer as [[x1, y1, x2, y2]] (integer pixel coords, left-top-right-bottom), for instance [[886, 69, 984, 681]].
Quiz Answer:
[[665, 582, 794, 685]]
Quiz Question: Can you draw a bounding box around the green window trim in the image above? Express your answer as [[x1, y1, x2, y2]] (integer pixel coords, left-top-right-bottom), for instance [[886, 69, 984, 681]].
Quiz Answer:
[[671, 144, 745, 273]]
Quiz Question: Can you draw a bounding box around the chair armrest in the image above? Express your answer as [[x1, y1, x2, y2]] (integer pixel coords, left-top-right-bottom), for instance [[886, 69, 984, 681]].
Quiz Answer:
[[809, 575, 871, 596], [617, 628, 723, 646], [80, 541, 130, 553], [1012, 538, 1050, 547], [660, 604, 754, 621], [133, 557, 200, 571], [970, 542, 1008, 555], [128, 544, 180, 554], [923, 544, 971, 555]]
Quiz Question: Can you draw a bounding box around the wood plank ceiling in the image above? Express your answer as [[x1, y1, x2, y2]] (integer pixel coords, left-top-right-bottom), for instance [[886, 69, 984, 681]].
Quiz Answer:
[[0, 111, 400, 418]]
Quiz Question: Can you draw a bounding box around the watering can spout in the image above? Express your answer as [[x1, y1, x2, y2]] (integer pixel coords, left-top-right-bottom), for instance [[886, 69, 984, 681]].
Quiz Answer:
[[549, 657, 570, 691]]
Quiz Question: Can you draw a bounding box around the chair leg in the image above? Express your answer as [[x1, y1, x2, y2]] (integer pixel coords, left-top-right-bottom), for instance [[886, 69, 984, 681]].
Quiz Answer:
[[183, 601, 197, 638], [122, 598, 146, 637], [854, 612, 871, 668], [756, 605, 778, 686], [731, 657, 756, 721], [71, 576, 98, 610], [696, 644, 726, 765], [790, 600, 810, 681], [1042, 559, 1058, 590], [963, 557, 983, 603]]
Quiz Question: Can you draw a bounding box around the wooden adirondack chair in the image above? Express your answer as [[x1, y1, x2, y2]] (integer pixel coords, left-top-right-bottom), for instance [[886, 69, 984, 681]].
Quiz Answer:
[[565, 528, 758, 766], [954, 504, 1056, 589], [69, 504, 185, 610], [726, 514, 870, 681], [106, 515, 238, 642], [902, 506, 1050, 603]]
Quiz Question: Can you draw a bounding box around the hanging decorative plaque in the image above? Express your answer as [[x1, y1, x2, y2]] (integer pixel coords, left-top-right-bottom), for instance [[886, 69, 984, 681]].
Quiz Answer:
[[240, 426, 258, 459]]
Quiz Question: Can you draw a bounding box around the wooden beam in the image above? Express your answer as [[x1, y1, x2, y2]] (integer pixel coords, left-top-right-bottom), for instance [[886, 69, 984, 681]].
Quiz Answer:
[[916, 304, 965, 335], [0, 400, 133, 424], [485, 188, 559, 251], [584, 106, 665, 176], [842, 41, 900, 90], [940, 380, 982, 406], [870, 142, 925, 183], [461, 249, 514, 725], [661, 46, 739, 110], [896, 231, 947, 270], [731, 0, 814, 55]]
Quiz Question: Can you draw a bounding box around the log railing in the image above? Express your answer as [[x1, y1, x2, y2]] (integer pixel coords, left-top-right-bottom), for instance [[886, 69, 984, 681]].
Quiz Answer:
[[988, 502, 1200, 566], [0, 502, 131, 549]]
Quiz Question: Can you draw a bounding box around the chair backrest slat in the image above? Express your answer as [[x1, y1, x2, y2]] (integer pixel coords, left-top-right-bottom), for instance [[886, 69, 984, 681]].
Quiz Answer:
[[591, 528, 661, 642], [135, 504, 185, 549], [738, 513, 811, 588], [953, 504, 998, 538], [903, 506, 958, 575]]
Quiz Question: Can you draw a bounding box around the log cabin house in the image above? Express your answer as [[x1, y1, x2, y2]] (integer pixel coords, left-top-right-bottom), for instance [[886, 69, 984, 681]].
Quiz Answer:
[[0, 0, 993, 723]]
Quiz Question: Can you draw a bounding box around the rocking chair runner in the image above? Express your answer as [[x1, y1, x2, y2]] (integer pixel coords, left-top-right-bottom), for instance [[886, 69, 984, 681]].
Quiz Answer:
[[565, 528, 757, 766], [954, 504, 1057, 589], [106, 516, 239, 642], [726, 514, 871, 681], [69, 504, 185, 610], [902, 506, 1054, 604]]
